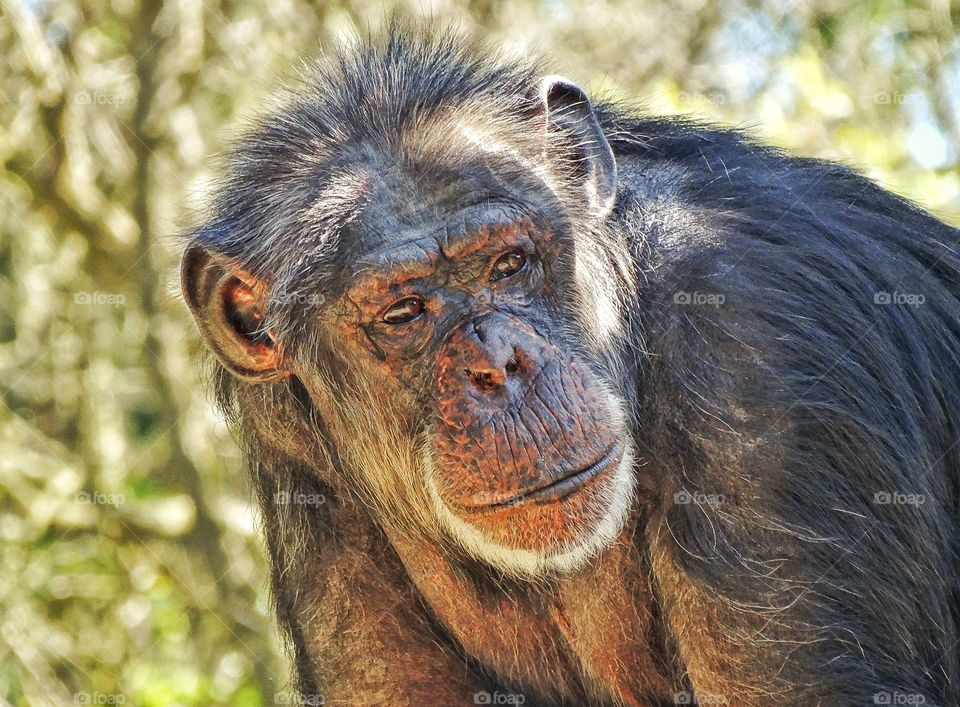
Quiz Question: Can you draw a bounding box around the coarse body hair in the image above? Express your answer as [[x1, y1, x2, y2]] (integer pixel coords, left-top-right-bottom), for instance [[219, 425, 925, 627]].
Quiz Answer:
[[188, 23, 960, 706]]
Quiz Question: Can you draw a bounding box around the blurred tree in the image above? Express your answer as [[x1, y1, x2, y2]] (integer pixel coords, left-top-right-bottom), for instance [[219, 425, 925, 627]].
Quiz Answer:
[[1, 1, 957, 705]]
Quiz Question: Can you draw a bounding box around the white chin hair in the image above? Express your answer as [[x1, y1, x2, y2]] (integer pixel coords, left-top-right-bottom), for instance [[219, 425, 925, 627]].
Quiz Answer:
[[425, 444, 636, 578]]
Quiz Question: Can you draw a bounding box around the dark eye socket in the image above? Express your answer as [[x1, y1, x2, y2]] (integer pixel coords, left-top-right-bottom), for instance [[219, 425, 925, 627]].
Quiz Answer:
[[490, 249, 527, 281], [382, 296, 425, 325]]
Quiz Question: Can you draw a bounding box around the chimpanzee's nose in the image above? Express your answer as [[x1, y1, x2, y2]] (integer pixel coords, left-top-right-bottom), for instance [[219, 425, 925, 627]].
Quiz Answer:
[[461, 317, 531, 393]]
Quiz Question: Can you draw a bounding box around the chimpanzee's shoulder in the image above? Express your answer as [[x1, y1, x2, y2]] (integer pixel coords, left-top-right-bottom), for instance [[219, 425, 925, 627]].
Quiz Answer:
[[608, 112, 960, 282], [607, 113, 865, 215], [617, 114, 960, 453]]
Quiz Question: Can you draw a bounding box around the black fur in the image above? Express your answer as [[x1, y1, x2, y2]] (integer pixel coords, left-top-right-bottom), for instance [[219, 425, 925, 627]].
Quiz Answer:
[[618, 120, 960, 700]]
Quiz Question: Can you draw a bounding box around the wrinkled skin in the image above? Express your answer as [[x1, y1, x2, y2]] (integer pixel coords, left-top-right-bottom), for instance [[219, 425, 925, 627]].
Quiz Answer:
[[332, 208, 628, 556], [434, 308, 623, 550]]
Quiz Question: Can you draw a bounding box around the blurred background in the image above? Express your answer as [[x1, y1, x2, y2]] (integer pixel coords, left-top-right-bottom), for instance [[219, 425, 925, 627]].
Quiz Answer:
[[1, 0, 959, 705]]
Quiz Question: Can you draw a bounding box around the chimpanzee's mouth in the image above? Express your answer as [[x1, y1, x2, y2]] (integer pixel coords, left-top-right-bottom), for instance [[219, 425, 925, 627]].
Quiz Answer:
[[465, 441, 625, 512]]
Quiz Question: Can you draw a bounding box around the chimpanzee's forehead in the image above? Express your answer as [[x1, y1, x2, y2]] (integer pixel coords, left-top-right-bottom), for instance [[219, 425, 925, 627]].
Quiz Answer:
[[331, 156, 520, 256], [347, 159, 512, 248], [317, 145, 563, 300], [358, 198, 530, 254], [356, 201, 532, 265], [340, 201, 541, 300]]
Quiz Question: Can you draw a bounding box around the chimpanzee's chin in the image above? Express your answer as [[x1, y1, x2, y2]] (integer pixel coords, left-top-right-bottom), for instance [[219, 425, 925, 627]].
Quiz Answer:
[[428, 441, 635, 574]]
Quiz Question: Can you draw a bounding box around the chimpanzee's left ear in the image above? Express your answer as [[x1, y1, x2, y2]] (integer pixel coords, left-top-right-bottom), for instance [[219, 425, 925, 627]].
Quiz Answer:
[[181, 241, 291, 383], [538, 75, 618, 218]]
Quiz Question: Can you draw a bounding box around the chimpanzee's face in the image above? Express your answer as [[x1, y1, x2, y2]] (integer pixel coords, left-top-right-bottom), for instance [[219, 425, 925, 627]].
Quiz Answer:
[[182, 75, 634, 575], [323, 177, 635, 574]]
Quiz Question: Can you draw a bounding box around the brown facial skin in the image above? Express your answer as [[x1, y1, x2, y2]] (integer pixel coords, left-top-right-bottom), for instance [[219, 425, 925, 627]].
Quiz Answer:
[[328, 213, 627, 559], [434, 310, 623, 550]]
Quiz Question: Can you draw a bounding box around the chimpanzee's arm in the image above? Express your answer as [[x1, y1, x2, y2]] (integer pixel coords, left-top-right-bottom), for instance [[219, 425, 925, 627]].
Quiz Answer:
[[257, 463, 499, 706]]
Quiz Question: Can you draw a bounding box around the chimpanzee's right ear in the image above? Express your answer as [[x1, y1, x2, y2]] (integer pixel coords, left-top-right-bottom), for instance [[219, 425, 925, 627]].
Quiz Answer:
[[536, 75, 618, 219], [180, 241, 291, 383]]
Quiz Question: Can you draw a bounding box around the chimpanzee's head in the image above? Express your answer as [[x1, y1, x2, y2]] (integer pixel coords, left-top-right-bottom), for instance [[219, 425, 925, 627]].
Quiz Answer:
[[182, 30, 637, 576]]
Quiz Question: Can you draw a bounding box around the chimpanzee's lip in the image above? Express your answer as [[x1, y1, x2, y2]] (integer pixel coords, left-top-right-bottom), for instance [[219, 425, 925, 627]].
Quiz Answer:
[[462, 441, 624, 512]]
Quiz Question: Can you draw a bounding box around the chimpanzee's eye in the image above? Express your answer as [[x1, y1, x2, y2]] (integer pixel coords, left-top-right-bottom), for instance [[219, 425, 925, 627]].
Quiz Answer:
[[490, 250, 527, 281], [382, 296, 425, 324]]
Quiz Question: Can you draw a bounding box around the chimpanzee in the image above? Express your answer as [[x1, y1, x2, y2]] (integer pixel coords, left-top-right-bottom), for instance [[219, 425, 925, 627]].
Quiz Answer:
[[181, 24, 960, 707]]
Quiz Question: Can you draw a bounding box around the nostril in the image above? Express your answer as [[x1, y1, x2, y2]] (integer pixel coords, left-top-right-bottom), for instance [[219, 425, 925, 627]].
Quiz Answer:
[[464, 368, 503, 391], [472, 320, 485, 342], [504, 347, 524, 376]]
